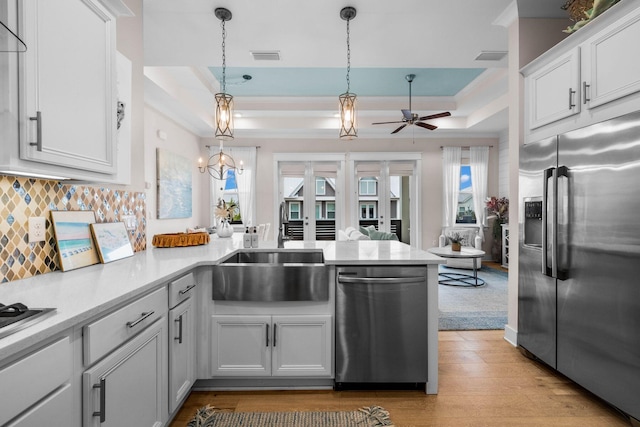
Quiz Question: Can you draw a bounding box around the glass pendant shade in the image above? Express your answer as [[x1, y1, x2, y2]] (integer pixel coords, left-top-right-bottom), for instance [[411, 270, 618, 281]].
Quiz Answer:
[[339, 92, 357, 139], [215, 92, 234, 140]]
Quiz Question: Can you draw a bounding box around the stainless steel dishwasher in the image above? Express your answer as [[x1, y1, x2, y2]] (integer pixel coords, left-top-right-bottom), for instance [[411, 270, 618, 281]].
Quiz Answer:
[[335, 266, 428, 388]]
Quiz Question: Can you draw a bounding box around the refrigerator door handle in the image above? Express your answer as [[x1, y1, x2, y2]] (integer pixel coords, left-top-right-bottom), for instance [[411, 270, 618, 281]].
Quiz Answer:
[[551, 168, 559, 279], [542, 167, 555, 277], [556, 166, 569, 280]]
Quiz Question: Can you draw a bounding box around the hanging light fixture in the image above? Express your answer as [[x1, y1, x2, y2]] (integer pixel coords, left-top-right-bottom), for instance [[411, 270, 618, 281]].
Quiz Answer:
[[339, 6, 357, 140], [198, 142, 244, 180], [214, 7, 234, 140]]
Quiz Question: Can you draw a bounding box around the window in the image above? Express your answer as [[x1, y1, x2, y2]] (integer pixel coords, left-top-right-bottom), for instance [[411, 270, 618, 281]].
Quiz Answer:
[[315, 202, 322, 219], [289, 202, 301, 220], [222, 170, 242, 223], [359, 178, 376, 195], [316, 178, 326, 196], [360, 203, 376, 219], [326, 202, 335, 219], [456, 165, 476, 223]]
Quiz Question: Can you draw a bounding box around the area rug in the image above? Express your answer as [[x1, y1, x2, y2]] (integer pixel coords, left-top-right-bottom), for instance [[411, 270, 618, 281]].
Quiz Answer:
[[187, 405, 394, 427], [438, 265, 508, 331]]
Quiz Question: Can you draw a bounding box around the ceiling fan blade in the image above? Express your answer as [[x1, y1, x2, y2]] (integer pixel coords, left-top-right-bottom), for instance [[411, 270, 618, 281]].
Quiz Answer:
[[401, 109, 413, 121], [391, 124, 408, 134], [418, 111, 451, 121], [372, 120, 405, 125], [415, 121, 437, 131]]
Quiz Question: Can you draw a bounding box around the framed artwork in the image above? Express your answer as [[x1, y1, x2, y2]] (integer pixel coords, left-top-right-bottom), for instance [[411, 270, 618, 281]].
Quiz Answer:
[[90, 222, 134, 263], [156, 148, 193, 219], [50, 210, 100, 272]]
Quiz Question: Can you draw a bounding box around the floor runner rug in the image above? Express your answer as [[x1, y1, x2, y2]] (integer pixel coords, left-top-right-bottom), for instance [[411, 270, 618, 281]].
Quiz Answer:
[[187, 405, 394, 427], [438, 265, 508, 331]]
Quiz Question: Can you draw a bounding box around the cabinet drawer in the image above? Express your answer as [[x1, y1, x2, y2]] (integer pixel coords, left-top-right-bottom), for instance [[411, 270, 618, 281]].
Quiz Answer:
[[84, 287, 167, 365], [0, 336, 71, 426], [6, 383, 73, 427], [169, 272, 196, 308]]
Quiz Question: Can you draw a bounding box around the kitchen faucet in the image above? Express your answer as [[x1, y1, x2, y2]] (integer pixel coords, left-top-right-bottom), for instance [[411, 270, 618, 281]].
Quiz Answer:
[[277, 201, 289, 248]]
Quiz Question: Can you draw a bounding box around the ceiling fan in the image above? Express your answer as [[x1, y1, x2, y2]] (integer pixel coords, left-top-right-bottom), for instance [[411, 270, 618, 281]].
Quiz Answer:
[[372, 74, 451, 134]]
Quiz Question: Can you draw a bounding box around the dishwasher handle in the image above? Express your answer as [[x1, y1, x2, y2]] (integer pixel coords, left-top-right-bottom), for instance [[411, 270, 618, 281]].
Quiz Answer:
[[337, 275, 425, 285]]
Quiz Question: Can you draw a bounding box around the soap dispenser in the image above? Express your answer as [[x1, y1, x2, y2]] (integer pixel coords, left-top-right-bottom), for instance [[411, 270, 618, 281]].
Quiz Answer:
[[243, 227, 251, 248], [251, 226, 259, 248]]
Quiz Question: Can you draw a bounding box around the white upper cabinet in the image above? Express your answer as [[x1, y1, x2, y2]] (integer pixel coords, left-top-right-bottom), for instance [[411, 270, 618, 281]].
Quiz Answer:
[[523, 1, 640, 142], [20, 0, 117, 175]]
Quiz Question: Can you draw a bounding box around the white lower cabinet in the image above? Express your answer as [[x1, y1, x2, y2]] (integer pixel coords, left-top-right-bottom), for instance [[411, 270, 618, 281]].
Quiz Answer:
[[83, 318, 167, 427], [169, 297, 196, 413], [0, 336, 74, 426], [211, 315, 332, 377]]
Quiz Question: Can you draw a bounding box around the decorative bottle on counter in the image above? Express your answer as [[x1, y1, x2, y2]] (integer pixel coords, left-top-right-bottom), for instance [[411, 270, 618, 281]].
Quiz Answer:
[[243, 227, 251, 248], [251, 226, 259, 248]]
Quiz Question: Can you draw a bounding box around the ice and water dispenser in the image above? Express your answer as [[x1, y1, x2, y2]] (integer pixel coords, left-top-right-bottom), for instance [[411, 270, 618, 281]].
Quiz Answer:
[[523, 197, 543, 248]]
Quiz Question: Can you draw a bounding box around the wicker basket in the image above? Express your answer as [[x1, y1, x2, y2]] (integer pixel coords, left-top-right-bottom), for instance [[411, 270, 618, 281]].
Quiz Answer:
[[152, 232, 210, 248], [562, 0, 594, 21]]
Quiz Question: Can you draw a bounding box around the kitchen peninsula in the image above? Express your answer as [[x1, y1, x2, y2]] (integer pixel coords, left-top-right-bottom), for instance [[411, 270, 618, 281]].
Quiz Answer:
[[0, 238, 443, 426]]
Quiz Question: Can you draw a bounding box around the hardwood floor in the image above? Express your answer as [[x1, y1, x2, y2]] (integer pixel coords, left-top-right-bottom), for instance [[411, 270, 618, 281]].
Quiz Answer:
[[169, 330, 630, 426]]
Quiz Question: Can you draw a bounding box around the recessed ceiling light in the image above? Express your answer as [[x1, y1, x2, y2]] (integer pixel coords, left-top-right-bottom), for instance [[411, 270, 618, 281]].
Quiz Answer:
[[475, 51, 507, 61]]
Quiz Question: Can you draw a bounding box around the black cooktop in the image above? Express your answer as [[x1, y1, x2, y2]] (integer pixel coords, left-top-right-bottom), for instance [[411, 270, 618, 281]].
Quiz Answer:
[[0, 303, 55, 339]]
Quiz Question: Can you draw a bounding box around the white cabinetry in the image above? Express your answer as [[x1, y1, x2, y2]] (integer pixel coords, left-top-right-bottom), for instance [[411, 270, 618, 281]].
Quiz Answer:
[[82, 287, 168, 427], [523, 1, 640, 143], [0, 0, 131, 182], [0, 336, 74, 426], [168, 273, 197, 414], [211, 315, 332, 378]]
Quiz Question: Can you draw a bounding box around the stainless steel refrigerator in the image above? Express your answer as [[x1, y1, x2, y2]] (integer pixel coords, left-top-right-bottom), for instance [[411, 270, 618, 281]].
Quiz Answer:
[[519, 110, 640, 423]]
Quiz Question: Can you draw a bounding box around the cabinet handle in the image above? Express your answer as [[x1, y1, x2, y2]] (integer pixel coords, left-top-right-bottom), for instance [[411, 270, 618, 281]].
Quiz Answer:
[[29, 111, 42, 151], [568, 88, 576, 109], [126, 311, 155, 328], [583, 81, 591, 104], [178, 284, 196, 295], [93, 378, 106, 423], [266, 324, 269, 347], [273, 324, 277, 347], [174, 315, 183, 344]]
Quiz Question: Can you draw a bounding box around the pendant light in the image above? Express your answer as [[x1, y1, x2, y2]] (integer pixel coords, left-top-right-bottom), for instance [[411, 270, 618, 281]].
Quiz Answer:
[[214, 7, 234, 140], [339, 6, 357, 140]]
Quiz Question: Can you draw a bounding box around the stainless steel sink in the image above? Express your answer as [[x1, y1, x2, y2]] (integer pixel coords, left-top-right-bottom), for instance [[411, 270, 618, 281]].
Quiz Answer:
[[212, 250, 328, 301]]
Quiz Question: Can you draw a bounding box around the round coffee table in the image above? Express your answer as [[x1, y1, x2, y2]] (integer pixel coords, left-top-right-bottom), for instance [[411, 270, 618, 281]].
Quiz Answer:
[[427, 246, 486, 287]]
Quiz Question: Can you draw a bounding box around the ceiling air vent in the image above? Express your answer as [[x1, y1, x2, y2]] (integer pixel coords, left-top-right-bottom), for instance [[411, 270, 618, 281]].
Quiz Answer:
[[474, 51, 507, 61], [250, 51, 281, 61]]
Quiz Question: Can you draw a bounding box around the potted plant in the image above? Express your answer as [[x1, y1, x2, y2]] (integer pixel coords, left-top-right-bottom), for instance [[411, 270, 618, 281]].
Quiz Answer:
[[214, 199, 238, 238], [447, 232, 464, 252]]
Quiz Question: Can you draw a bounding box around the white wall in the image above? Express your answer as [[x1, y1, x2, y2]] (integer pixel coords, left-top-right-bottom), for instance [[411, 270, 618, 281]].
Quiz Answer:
[[200, 136, 500, 252]]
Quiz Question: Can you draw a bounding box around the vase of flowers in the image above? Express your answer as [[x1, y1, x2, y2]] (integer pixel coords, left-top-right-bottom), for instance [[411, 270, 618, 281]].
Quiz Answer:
[[215, 199, 238, 238], [447, 231, 464, 251], [485, 196, 509, 261]]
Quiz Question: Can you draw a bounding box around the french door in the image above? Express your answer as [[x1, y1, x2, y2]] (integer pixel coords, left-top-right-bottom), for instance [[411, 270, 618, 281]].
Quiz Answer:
[[274, 154, 345, 241]]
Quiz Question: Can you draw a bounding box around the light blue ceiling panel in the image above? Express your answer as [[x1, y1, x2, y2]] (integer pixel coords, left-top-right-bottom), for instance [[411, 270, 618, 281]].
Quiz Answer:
[[209, 67, 486, 97]]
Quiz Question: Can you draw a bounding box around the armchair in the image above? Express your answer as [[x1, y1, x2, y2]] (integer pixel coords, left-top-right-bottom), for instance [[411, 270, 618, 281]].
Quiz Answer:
[[439, 226, 483, 269]]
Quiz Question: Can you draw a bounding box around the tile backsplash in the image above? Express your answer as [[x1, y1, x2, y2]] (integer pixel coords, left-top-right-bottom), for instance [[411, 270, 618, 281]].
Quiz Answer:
[[0, 175, 146, 284]]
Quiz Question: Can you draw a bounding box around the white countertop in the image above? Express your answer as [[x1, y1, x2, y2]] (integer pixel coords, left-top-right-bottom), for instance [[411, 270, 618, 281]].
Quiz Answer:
[[0, 236, 443, 360]]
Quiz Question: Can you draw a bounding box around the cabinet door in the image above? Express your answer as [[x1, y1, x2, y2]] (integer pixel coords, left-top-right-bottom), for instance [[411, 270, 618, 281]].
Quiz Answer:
[[272, 315, 332, 377], [169, 298, 196, 413], [83, 319, 167, 427], [20, 0, 117, 174], [6, 384, 74, 427], [211, 315, 271, 377], [582, 9, 640, 109], [528, 47, 581, 130]]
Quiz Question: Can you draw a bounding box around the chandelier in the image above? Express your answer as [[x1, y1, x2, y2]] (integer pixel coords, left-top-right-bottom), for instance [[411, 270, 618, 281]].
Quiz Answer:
[[339, 6, 357, 139], [214, 7, 234, 140], [199, 142, 244, 180]]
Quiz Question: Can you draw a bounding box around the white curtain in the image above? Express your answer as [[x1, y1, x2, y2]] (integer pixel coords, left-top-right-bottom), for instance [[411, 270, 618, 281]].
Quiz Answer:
[[442, 147, 461, 227], [227, 146, 257, 227], [470, 146, 489, 240]]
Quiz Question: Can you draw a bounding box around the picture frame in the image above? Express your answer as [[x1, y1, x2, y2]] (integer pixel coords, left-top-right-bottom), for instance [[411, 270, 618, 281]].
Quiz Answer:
[[90, 222, 134, 264], [156, 148, 193, 219], [50, 210, 100, 272]]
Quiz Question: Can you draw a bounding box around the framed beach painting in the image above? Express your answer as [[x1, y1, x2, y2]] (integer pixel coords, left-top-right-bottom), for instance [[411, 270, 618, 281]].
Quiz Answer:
[[90, 222, 134, 263], [50, 210, 100, 272], [156, 148, 193, 219]]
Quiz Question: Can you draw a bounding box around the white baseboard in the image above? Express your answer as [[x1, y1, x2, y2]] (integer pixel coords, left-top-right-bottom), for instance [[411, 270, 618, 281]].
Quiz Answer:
[[503, 324, 517, 347]]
